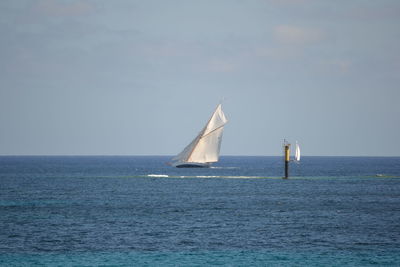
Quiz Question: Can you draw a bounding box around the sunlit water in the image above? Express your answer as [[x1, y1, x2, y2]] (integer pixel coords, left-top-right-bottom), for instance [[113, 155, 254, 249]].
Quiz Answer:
[[1, 156, 400, 266]]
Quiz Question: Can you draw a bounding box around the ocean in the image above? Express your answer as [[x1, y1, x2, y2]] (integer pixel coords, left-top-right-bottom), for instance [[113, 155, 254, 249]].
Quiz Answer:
[[1, 156, 400, 266]]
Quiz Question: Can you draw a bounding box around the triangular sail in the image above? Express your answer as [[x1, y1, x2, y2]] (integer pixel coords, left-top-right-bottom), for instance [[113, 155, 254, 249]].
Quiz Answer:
[[172, 130, 203, 163], [172, 104, 227, 165], [295, 141, 301, 162]]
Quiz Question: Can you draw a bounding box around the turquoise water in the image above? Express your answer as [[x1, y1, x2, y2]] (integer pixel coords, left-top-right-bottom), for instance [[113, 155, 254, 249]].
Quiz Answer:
[[1, 156, 400, 266]]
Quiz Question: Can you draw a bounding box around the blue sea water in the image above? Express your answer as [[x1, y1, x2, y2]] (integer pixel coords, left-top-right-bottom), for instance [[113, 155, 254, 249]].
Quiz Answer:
[[1, 156, 400, 266]]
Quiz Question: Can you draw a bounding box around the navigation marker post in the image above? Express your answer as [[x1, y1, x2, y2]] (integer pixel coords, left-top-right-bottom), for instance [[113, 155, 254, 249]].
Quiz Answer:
[[283, 139, 290, 179]]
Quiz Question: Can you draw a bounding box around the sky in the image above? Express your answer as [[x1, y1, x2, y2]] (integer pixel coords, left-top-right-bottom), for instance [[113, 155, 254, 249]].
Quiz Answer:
[[0, 0, 399, 156]]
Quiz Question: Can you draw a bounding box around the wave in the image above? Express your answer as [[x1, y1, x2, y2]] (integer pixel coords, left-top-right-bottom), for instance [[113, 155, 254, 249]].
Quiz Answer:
[[146, 174, 276, 179], [129, 174, 400, 180]]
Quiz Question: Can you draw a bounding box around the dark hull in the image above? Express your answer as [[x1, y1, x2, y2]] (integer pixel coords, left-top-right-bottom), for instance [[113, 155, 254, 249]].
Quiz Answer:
[[174, 163, 210, 168]]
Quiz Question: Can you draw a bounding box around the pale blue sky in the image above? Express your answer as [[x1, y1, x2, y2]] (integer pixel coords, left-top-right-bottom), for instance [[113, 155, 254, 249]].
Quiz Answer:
[[1, 0, 399, 156]]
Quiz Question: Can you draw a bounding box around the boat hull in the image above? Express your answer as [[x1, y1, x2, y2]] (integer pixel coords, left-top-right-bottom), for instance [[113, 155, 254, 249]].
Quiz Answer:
[[173, 162, 211, 168]]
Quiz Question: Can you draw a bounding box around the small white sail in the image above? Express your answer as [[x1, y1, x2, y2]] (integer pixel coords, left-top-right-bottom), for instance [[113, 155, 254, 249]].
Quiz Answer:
[[295, 141, 301, 162], [172, 104, 227, 167]]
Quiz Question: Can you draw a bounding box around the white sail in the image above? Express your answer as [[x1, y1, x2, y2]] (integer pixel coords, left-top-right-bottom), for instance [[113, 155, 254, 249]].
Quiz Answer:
[[295, 141, 301, 162], [172, 104, 227, 167]]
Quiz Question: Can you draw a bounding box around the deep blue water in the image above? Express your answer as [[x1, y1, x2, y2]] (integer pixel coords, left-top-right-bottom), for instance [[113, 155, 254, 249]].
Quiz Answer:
[[1, 156, 400, 266]]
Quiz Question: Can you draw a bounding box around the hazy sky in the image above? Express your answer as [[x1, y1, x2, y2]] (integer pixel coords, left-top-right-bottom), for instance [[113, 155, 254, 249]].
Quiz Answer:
[[1, 0, 399, 156]]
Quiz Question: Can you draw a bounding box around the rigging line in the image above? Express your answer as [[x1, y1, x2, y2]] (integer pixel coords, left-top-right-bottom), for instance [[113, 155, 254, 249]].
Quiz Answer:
[[189, 124, 226, 163], [200, 124, 226, 139], [186, 124, 226, 162]]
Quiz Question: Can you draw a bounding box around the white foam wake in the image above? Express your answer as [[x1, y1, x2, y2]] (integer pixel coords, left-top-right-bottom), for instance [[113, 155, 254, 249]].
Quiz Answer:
[[210, 166, 239, 169], [145, 174, 270, 179]]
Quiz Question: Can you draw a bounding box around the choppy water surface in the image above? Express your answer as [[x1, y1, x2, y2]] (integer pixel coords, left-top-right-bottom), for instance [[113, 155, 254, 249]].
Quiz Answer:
[[1, 156, 400, 266]]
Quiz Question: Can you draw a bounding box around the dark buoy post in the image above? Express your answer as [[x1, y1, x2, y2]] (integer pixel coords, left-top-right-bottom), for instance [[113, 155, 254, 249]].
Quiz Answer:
[[283, 140, 290, 179]]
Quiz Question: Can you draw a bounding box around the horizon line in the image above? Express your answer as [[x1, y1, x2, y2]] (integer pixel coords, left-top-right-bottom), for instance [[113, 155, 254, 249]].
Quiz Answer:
[[0, 154, 399, 158]]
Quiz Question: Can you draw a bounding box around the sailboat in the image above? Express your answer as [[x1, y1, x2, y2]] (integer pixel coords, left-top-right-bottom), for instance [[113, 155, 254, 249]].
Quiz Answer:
[[294, 141, 301, 162], [171, 104, 228, 168]]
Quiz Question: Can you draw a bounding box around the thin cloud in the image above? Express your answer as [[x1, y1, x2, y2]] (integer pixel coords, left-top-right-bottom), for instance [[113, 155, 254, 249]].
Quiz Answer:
[[331, 60, 352, 73], [274, 25, 324, 45], [320, 59, 352, 75]]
